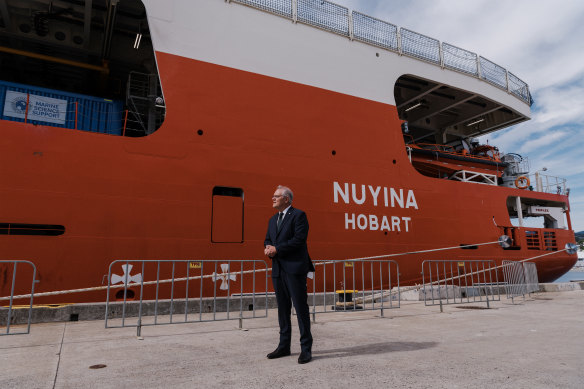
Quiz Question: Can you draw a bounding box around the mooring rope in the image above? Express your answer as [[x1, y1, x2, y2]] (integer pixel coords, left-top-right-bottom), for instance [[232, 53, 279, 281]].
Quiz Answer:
[[0, 240, 568, 302]]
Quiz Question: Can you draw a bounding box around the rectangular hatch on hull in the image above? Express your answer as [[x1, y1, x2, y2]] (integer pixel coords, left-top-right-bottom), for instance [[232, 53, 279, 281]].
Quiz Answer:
[[211, 187, 244, 243]]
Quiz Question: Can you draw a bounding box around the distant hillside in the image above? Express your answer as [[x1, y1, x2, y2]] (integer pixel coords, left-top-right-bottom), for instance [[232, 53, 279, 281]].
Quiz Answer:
[[575, 231, 584, 240]]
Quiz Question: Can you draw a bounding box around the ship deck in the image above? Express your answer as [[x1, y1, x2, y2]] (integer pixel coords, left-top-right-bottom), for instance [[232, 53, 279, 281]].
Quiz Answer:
[[2, 286, 583, 388]]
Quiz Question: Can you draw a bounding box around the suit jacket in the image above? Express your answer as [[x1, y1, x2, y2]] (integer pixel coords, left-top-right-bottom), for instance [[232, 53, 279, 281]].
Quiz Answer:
[[264, 207, 315, 277]]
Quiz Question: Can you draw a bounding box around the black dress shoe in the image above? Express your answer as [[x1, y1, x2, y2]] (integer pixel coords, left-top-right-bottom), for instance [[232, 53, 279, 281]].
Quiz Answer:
[[267, 347, 291, 359], [297, 351, 312, 364]]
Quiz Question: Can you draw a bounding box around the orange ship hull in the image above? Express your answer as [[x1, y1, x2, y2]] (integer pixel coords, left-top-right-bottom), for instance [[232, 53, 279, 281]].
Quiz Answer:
[[0, 53, 576, 303]]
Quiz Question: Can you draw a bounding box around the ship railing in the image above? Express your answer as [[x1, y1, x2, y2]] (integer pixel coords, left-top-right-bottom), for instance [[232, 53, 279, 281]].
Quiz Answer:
[[502, 261, 539, 302], [450, 170, 498, 186], [529, 172, 568, 195], [0, 260, 37, 336], [409, 142, 503, 164], [305, 259, 400, 321], [124, 71, 165, 136], [105, 260, 270, 336], [229, 0, 531, 105], [502, 154, 530, 176], [421, 260, 501, 311]]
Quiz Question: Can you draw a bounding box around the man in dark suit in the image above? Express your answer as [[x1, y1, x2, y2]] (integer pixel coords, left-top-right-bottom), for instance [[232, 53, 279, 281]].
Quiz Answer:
[[264, 185, 314, 364]]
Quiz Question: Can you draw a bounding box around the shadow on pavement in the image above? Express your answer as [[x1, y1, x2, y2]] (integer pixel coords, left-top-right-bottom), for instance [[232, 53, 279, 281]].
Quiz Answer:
[[313, 341, 437, 360]]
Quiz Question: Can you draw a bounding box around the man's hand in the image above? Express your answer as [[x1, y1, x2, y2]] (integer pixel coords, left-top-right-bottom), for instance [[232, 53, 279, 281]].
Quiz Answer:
[[264, 245, 277, 258]]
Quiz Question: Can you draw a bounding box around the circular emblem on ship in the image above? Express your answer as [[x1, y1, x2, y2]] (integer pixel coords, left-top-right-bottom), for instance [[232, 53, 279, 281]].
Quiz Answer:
[[11, 96, 28, 114]]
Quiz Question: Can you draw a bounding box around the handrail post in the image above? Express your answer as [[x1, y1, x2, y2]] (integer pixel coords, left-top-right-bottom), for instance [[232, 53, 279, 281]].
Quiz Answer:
[[75, 102, 78, 130], [348, 10, 354, 40], [397, 27, 402, 55], [123, 109, 128, 136], [24, 93, 30, 124], [6, 262, 17, 334], [477, 56, 482, 80], [292, 0, 298, 23]]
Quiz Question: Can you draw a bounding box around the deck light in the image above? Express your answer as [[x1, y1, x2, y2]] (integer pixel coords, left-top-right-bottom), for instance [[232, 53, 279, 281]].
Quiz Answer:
[[405, 102, 422, 112], [134, 23, 143, 50], [466, 118, 484, 126], [134, 33, 142, 49]]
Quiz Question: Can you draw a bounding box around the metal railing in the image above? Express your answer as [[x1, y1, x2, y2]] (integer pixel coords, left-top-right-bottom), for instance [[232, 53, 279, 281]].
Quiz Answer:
[[502, 260, 539, 301], [421, 260, 501, 310], [308, 259, 400, 319], [124, 71, 165, 136], [532, 172, 568, 195], [105, 260, 269, 335], [442, 42, 479, 76], [229, 0, 531, 105], [0, 260, 37, 336], [352, 11, 399, 51], [297, 0, 349, 36], [523, 262, 539, 294], [400, 28, 440, 64], [502, 153, 530, 175]]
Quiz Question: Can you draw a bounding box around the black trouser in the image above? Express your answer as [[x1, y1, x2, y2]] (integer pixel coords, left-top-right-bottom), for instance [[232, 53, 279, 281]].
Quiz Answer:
[[272, 269, 312, 353]]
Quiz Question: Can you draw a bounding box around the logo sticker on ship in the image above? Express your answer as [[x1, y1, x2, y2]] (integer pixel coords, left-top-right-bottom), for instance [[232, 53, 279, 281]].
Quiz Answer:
[[111, 264, 143, 285], [212, 263, 237, 290], [11, 96, 28, 114]]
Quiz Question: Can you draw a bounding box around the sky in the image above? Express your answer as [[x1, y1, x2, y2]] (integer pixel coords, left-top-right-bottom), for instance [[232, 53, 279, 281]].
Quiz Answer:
[[332, 0, 584, 232]]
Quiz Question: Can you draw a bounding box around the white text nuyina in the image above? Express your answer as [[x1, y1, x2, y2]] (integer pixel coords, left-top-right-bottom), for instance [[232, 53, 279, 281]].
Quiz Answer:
[[333, 182, 418, 232]]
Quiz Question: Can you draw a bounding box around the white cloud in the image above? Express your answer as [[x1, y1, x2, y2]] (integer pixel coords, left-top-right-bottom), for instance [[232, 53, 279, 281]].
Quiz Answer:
[[532, 83, 584, 128], [517, 130, 567, 154]]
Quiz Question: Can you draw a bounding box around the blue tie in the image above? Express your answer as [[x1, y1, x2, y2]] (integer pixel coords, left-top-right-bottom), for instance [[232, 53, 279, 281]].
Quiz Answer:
[[277, 212, 284, 231]]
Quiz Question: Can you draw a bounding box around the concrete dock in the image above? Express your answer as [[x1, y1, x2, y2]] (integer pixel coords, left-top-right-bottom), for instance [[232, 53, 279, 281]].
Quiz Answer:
[[1, 289, 583, 389]]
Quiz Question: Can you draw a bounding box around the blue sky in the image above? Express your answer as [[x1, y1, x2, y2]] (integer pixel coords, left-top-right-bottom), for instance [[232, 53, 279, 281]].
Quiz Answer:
[[333, 0, 584, 232]]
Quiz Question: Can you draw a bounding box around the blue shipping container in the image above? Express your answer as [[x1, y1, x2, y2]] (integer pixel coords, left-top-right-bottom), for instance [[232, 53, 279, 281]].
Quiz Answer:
[[0, 80, 124, 135]]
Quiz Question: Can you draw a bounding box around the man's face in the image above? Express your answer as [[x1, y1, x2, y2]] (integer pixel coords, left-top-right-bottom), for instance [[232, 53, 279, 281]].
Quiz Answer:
[[272, 188, 289, 211]]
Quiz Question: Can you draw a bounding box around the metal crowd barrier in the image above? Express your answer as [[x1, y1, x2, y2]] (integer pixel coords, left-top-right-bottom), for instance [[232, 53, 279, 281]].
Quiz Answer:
[[105, 260, 269, 335], [421, 260, 501, 310], [523, 263, 539, 294], [0, 260, 37, 336], [228, 0, 531, 105], [308, 259, 400, 319], [502, 261, 539, 302]]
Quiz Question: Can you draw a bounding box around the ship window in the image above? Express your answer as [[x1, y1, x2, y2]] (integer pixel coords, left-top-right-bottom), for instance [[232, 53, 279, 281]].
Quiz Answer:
[[211, 187, 244, 243], [0, 223, 65, 236]]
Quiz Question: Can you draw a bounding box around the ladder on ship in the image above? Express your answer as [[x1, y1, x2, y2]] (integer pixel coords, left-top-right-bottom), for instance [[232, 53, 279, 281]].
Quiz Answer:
[[125, 72, 165, 136]]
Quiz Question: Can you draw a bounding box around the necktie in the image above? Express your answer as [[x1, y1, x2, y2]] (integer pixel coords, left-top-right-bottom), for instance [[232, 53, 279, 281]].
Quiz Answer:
[[277, 212, 284, 231]]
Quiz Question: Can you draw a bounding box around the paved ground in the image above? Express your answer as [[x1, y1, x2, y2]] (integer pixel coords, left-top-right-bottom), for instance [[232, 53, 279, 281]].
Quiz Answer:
[[1, 290, 583, 389]]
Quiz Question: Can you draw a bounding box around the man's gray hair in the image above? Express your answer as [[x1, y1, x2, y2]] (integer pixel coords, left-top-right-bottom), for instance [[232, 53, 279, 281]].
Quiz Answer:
[[278, 185, 293, 203]]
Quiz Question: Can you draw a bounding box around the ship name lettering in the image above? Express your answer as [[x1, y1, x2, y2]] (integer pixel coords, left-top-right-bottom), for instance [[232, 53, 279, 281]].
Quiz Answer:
[[344, 213, 411, 232], [333, 182, 418, 209]]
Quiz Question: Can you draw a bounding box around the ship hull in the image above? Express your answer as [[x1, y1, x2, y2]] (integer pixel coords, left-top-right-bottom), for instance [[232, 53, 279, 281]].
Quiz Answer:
[[0, 52, 576, 304]]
